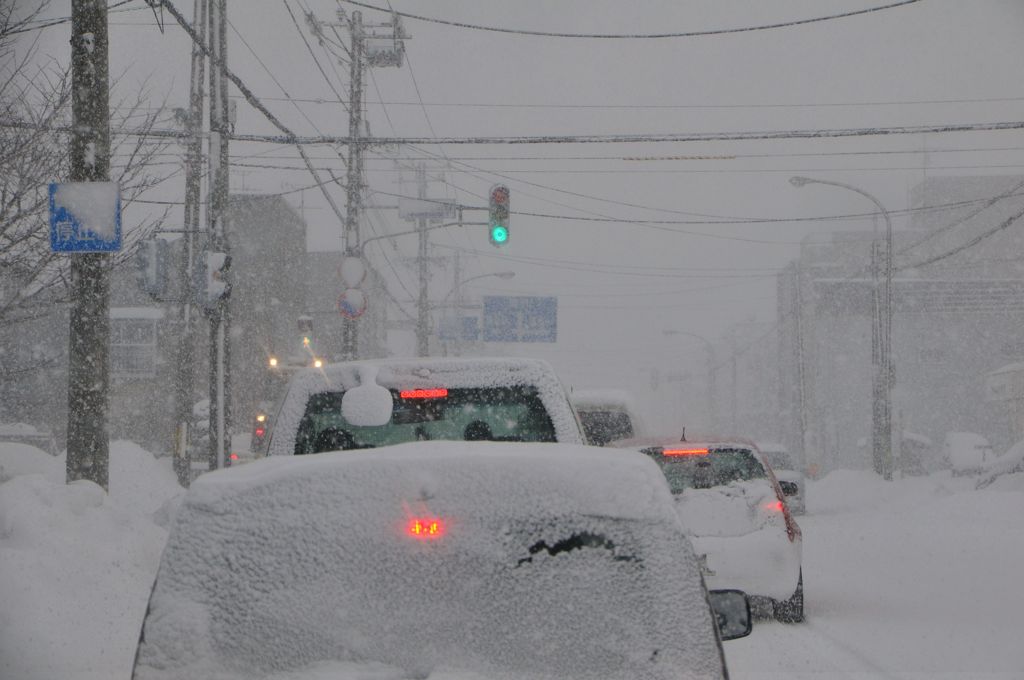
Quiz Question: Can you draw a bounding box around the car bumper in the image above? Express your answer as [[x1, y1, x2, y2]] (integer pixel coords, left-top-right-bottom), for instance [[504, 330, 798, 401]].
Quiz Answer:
[[691, 528, 802, 601]]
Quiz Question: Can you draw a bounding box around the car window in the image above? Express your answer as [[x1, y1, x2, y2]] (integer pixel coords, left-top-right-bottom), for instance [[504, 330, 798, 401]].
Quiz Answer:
[[643, 447, 767, 493], [294, 385, 557, 454], [579, 409, 634, 445]]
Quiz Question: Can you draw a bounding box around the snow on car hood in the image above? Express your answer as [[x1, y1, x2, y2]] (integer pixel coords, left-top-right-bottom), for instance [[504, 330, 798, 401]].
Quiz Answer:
[[673, 479, 779, 537], [134, 442, 726, 680]]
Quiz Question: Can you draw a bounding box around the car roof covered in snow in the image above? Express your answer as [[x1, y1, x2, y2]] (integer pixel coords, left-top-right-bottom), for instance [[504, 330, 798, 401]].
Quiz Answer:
[[266, 357, 584, 455], [133, 442, 726, 680]]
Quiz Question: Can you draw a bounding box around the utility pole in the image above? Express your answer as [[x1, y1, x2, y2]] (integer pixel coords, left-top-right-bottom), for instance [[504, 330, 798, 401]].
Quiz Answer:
[[207, 0, 231, 470], [341, 10, 365, 360], [416, 163, 430, 356], [66, 0, 111, 489], [172, 0, 206, 487]]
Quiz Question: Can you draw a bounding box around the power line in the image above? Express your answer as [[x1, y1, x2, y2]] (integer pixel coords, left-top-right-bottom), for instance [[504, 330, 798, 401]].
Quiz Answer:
[[338, 0, 922, 39]]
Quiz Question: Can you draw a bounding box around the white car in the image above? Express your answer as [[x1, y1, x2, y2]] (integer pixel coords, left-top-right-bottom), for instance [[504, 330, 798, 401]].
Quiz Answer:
[[613, 437, 804, 622], [571, 387, 646, 446], [757, 442, 806, 514], [132, 443, 751, 680], [265, 357, 586, 456]]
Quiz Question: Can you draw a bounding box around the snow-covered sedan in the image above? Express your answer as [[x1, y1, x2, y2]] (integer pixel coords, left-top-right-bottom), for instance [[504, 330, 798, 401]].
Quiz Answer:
[[613, 437, 804, 622], [132, 443, 751, 680]]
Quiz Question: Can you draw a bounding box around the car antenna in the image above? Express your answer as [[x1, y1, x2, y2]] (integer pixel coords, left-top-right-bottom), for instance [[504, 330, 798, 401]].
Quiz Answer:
[[680, 428, 686, 442]]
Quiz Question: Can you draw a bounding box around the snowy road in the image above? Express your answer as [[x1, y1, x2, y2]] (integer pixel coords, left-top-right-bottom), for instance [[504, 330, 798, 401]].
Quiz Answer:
[[724, 470, 1024, 679]]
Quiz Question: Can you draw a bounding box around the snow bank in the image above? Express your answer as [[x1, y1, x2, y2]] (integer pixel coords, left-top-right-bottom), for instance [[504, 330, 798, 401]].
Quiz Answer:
[[0, 441, 183, 680]]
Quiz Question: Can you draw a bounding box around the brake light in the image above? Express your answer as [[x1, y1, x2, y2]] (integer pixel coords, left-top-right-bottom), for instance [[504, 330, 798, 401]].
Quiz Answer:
[[229, 452, 239, 461], [406, 517, 446, 539], [255, 427, 265, 437], [662, 448, 710, 456], [763, 500, 784, 512], [400, 388, 448, 399]]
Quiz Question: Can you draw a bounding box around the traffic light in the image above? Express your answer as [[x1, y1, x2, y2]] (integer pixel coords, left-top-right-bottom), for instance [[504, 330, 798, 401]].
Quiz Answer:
[[488, 184, 510, 247], [134, 238, 168, 297]]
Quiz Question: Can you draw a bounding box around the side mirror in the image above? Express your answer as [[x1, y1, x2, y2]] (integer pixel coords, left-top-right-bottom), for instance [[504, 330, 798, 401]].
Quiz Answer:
[[341, 366, 394, 427], [779, 480, 799, 497], [708, 589, 752, 641]]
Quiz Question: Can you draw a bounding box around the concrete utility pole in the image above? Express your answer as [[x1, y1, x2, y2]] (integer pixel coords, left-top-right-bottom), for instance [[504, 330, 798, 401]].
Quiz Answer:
[[207, 0, 231, 470], [66, 0, 112, 489], [341, 10, 365, 360], [416, 164, 430, 356], [172, 0, 207, 487]]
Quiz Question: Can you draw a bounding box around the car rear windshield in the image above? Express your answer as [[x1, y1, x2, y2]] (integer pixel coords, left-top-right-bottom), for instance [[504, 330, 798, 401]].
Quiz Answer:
[[579, 409, 634, 445], [295, 385, 557, 454], [642, 447, 766, 494]]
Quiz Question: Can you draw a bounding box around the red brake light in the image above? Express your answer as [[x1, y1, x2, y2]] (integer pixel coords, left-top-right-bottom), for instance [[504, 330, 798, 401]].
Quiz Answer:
[[400, 388, 448, 399], [662, 447, 710, 456], [255, 427, 265, 437], [406, 517, 446, 539], [764, 500, 784, 512], [229, 452, 239, 461]]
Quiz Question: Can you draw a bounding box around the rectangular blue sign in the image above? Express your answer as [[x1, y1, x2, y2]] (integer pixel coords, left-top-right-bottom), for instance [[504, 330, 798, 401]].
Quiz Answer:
[[483, 296, 557, 343], [49, 182, 122, 253]]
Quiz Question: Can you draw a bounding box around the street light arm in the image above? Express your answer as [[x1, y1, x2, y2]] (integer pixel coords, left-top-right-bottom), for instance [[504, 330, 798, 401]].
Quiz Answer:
[[440, 271, 515, 307]]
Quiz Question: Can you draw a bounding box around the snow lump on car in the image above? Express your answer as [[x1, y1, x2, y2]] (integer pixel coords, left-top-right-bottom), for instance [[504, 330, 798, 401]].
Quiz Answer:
[[132, 443, 745, 680]]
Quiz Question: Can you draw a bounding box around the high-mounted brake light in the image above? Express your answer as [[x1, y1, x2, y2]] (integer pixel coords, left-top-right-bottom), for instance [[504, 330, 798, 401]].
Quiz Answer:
[[406, 517, 446, 539], [400, 388, 448, 399], [662, 447, 710, 456]]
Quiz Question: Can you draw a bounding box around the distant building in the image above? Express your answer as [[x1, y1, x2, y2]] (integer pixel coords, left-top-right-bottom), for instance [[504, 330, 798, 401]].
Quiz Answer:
[[777, 176, 1024, 473]]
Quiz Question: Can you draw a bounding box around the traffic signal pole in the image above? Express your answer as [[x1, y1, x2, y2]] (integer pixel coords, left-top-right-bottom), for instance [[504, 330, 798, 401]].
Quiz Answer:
[[66, 0, 112, 490], [416, 164, 430, 356], [172, 0, 207, 486]]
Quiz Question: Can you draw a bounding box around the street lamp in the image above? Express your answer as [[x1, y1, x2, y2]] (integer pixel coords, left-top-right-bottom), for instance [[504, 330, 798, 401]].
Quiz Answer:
[[789, 175, 894, 480], [663, 329, 717, 432], [440, 271, 516, 356]]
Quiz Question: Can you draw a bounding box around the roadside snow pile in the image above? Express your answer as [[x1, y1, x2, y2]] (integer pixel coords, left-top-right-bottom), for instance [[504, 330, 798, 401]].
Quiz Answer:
[[977, 438, 1024, 489], [0, 440, 183, 680], [0, 442, 63, 483]]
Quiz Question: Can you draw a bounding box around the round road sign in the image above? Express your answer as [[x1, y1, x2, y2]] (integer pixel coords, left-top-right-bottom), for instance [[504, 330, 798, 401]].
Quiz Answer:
[[338, 288, 367, 319]]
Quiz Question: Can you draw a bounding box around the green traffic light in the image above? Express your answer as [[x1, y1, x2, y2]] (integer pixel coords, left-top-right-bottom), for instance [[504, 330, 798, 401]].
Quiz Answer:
[[490, 224, 509, 244]]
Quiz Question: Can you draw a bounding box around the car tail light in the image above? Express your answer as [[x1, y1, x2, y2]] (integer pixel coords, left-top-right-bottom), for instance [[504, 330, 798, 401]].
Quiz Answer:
[[661, 447, 710, 456], [406, 517, 446, 539], [400, 388, 448, 399], [255, 427, 265, 437], [229, 452, 239, 461], [763, 500, 784, 512]]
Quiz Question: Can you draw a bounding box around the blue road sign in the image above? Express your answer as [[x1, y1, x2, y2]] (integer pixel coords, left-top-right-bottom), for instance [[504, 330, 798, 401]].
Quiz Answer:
[[483, 296, 557, 343], [49, 182, 122, 252]]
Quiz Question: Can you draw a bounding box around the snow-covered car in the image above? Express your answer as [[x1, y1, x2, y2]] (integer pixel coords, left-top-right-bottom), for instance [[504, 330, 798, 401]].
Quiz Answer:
[[943, 431, 994, 477], [264, 357, 586, 456], [571, 387, 645, 446], [132, 442, 751, 680], [757, 442, 806, 514], [612, 437, 804, 622]]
